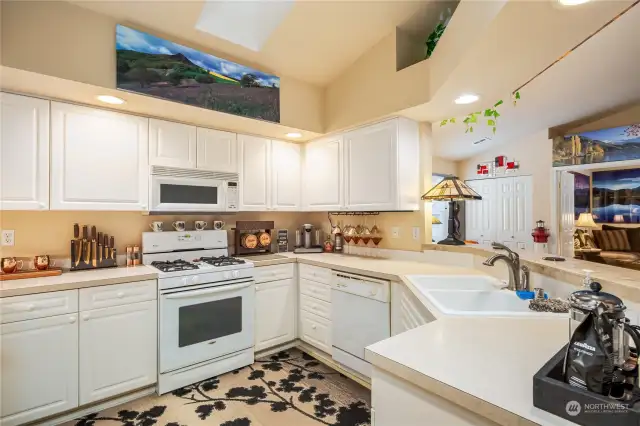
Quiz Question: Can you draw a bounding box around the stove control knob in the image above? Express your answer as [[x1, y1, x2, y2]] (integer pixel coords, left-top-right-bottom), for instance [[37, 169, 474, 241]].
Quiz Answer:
[[232, 270, 240, 278], [191, 276, 200, 284], [224, 271, 231, 280], [181, 277, 189, 286]]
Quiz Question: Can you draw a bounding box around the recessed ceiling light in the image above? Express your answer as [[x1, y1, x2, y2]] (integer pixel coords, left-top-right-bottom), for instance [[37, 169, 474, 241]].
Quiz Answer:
[[286, 132, 302, 138], [558, 0, 590, 5], [97, 95, 125, 105], [454, 94, 479, 105]]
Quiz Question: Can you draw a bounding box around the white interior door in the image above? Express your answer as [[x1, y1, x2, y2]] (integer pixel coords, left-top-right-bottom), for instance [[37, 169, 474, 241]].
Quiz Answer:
[[559, 171, 576, 258], [512, 176, 534, 250]]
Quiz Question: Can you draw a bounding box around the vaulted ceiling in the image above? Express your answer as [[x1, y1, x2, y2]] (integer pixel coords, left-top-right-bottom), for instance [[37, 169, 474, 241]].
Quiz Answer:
[[70, 0, 427, 86]]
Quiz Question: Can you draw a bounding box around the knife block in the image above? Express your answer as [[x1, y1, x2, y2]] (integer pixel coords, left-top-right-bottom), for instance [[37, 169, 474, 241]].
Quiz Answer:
[[70, 224, 118, 271]]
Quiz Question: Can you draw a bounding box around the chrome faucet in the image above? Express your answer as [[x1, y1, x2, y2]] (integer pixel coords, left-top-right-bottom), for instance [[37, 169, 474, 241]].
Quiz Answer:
[[483, 243, 530, 291]]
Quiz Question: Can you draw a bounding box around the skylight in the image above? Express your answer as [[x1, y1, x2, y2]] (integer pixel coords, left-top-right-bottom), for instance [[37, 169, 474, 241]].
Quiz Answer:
[[196, 0, 294, 52]]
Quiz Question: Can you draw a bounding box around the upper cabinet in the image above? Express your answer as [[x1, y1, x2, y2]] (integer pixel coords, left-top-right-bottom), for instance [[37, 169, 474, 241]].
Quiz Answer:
[[302, 135, 344, 211], [149, 119, 197, 168], [50, 102, 149, 211], [0, 93, 50, 210], [237, 135, 301, 211], [271, 140, 301, 211], [238, 134, 271, 210], [196, 128, 237, 173]]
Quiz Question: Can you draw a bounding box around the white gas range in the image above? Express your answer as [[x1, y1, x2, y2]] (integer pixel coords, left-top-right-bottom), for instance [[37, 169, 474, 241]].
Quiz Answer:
[[142, 230, 255, 394]]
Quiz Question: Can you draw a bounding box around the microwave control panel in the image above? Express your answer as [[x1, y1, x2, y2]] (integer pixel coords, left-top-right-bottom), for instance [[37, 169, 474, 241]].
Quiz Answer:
[[227, 181, 239, 211]]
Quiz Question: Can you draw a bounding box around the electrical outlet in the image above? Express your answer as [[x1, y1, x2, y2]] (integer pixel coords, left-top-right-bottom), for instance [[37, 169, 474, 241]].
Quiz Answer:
[[412, 227, 420, 240], [2, 230, 15, 246], [391, 227, 400, 238]]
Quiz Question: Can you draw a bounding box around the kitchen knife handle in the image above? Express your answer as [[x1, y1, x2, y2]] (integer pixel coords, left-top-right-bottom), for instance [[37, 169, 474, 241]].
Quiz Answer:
[[91, 226, 97, 241], [104, 234, 109, 247], [73, 223, 80, 239], [110, 236, 115, 248], [82, 225, 88, 241]]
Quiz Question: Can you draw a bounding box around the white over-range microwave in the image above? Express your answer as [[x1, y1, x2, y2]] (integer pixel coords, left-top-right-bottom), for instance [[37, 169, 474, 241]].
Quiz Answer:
[[150, 166, 239, 213]]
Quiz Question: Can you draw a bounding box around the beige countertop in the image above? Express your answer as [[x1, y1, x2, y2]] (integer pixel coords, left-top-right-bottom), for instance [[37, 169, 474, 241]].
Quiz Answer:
[[366, 317, 572, 426], [0, 266, 158, 298], [280, 252, 483, 281], [425, 243, 640, 303]]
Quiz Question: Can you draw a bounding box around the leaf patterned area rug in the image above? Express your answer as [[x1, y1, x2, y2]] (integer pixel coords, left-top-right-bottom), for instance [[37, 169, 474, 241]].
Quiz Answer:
[[66, 349, 371, 426]]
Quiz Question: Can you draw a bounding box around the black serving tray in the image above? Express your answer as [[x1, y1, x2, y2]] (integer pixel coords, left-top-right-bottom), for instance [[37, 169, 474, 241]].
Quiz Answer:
[[533, 344, 640, 426]]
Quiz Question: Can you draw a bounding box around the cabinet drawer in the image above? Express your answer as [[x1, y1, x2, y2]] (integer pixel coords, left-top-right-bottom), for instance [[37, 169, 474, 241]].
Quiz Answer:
[[0, 290, 78, 324], [299, 278, 331, 302], [299, 264, 331, 284], [300, 310, 331, 354], [300, 294, 331, 320], [80, 280, 157, 311], [254, 263, 294, 284]]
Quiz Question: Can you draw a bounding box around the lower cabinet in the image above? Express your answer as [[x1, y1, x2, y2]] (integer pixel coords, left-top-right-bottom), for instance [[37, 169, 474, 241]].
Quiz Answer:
[[390, 282, 435, 336], [255, 278, 296, 351], [0, 314, 79, 426], [79, 300, 157, 404]]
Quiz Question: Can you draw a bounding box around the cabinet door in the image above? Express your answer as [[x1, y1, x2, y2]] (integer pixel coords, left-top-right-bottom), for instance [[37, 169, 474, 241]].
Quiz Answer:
[[390, 283, 434, 336], [344, 120, 397, 211], [511, 175, 533, 250], [271, 140, 301, 211], [196, 128, 237, 172], [79, 301, 157, 404], [149, 119, 196, 168], [0, 93, 50, 210], [50, 102, 149, 211], [255, 279, 295, 351], [302, 136, 343, 211], [1, 314, 78, 426], [238, 134, 270, 210]]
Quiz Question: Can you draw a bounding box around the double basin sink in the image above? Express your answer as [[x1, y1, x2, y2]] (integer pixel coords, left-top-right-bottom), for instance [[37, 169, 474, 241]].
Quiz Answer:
[[406, 275, 564, 318]]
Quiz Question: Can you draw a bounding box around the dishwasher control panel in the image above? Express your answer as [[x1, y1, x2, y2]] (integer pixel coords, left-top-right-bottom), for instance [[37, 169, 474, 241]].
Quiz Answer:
[[331, 272, 390, 303]]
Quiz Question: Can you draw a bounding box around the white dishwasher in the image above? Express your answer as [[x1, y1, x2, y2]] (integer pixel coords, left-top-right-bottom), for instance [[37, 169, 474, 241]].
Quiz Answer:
[[331, 271, 390, 378]]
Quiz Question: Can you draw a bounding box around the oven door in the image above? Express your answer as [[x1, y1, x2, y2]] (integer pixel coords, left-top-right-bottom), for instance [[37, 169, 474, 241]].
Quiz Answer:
[[159, 280, 254, 373], [150, 175, 226, 212]]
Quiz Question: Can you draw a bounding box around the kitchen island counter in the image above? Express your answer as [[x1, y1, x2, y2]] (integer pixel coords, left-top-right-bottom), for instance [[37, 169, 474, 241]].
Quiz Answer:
[[366, 315, 575, 426]]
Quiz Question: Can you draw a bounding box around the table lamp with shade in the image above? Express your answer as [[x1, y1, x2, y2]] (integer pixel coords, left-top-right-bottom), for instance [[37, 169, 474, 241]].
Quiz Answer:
[[422, 175, 482, 245], [575, 212, 597, 249]]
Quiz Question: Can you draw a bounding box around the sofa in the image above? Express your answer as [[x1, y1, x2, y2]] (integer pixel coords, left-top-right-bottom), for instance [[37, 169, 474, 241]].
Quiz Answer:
[[591, 225, 640, 270]]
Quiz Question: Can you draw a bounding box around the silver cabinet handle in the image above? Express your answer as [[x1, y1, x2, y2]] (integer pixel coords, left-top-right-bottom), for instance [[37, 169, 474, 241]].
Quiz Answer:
[[165, 281, 253, 299]]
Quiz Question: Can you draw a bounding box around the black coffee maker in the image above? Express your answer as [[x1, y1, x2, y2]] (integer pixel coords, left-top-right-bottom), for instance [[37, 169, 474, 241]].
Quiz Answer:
[[565, 281, 640, 400]]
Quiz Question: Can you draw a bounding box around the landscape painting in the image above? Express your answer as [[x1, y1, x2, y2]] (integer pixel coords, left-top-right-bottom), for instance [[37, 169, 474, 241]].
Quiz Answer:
[[552, 124, 640, 167], [573, 172, 590, 220], [116, 25, 280, 122], [592, 168, 640, 223]]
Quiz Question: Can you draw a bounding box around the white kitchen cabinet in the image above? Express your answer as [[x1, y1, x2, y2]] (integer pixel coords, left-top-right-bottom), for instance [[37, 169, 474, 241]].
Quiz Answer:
[[149, 118, 196, 168], [196, 128, 237, 172], [238, 134, 270, 210], [390, 282, 434, 336], [79, 300, 157, 404], [255, 278, 296, 351], [50, 102, 149, 211], [0, 93, 50, 210], [343, 117, 419, 211], [271, 140, 301, 210], [465, 179, 497, 245], [302, 135, 344, 211], [1, 314, 79, 426]]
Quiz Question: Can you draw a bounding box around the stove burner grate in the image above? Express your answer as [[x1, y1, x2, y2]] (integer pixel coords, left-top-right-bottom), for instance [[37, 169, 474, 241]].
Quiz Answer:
[[151, 259, 199, 272], [197, 256, 246, 267]]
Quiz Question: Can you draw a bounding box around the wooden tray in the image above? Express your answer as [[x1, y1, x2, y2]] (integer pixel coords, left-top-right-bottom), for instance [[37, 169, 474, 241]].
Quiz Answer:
[[0, 268, 63, 281]]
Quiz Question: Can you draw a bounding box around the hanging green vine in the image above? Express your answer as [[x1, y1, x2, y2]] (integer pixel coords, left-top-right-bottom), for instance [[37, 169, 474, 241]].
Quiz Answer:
[[440, 91, 521, 134]]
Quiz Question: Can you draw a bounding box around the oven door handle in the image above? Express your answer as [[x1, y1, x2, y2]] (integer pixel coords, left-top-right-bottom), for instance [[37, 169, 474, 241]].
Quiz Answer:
[[164, 282, 253, 299]]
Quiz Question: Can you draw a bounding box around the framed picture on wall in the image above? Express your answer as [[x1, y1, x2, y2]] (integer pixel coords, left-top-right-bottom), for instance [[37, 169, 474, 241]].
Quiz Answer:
[[592, 168, 640, 223], [553, 124, 640, 167]]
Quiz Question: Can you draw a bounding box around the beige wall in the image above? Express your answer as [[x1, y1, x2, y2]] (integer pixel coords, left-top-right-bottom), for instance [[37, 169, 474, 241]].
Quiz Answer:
[[0, 1, 323, 133], [433, 156, 457, 176], [324, 32, 430, 133], [0, 211, 327, 259], [457, 130, 553, 225]]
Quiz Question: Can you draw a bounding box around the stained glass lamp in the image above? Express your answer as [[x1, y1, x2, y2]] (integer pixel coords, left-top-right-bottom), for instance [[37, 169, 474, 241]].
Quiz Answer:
[[422, 176, 482, 245]]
